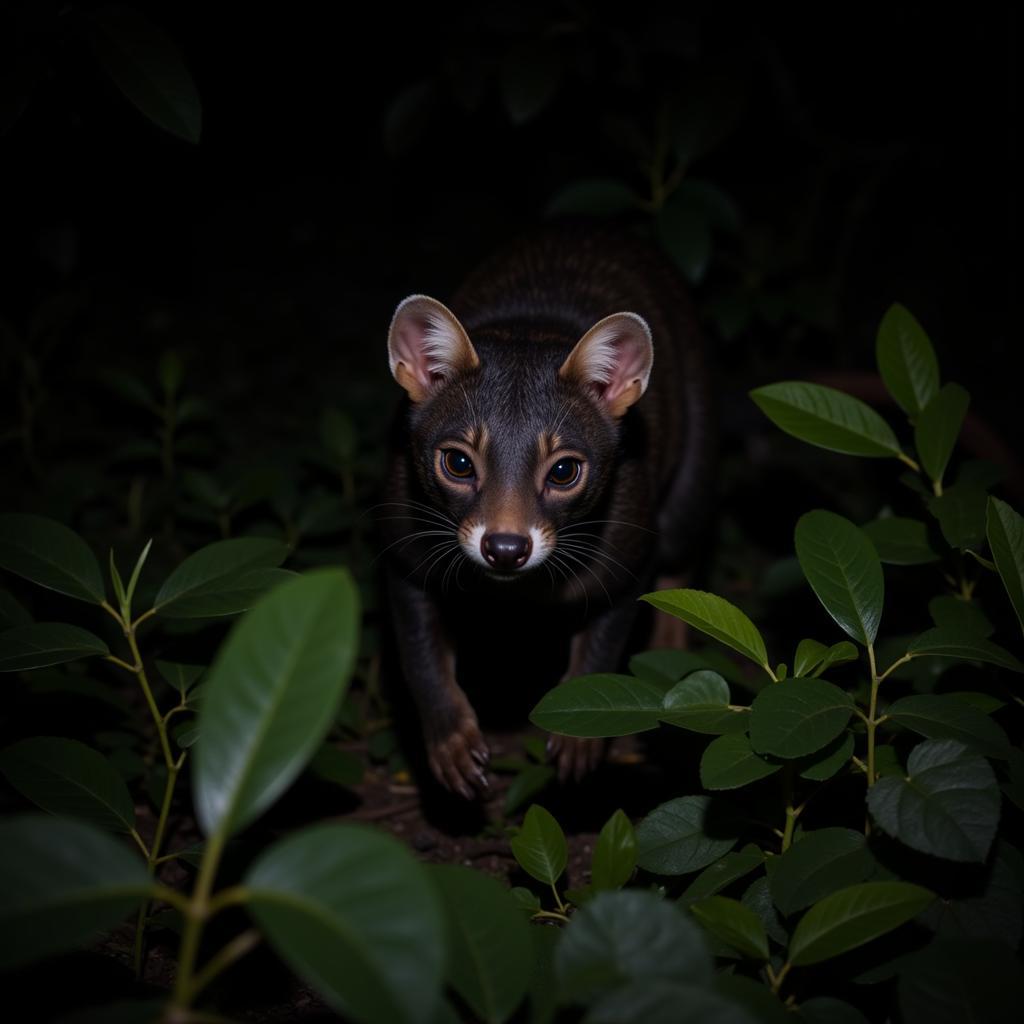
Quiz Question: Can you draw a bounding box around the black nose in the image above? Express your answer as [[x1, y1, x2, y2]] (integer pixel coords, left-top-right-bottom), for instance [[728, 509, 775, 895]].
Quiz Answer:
[[482, 532, 532, 570]]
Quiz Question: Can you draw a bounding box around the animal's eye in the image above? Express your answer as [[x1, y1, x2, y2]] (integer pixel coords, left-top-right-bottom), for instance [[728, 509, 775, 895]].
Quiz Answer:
[[441, 449, 475, 480], [548, 457, 582, 488]]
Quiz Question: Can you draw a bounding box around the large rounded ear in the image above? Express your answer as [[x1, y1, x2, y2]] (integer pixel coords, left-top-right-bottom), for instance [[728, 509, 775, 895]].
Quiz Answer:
[[387, 295, 480, 402], [558, 312, 653, 417]]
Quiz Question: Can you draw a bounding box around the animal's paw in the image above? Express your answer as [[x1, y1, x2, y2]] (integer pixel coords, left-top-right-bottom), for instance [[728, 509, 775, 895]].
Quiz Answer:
[[547, 734, 606, 783], [426, 711, 490, 800]]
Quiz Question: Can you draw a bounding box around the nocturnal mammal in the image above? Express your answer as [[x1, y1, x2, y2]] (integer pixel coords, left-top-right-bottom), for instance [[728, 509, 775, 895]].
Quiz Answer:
[[381, 228, 713, 798]]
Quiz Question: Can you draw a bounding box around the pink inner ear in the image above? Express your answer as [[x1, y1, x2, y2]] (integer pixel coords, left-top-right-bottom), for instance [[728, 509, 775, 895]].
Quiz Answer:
[[392, 316, 436, 390], [603, 333, 652, 402]]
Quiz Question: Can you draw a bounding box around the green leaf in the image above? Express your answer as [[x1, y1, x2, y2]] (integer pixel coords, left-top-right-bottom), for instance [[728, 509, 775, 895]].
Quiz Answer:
[[87, 5, 202, 143], [124, 538, 152, 608], [510, 805, 567, 885], [308, 744, 364, 787], [691, 896, 769, 960], [750, 381, 902, 458], [153, 537, 289, 618], [246, 823, 444, 1024], [793, 639, 828, 677], [591, 809, 636, 891], [629, 648, 717, 688], [884, 694, 1010, 759], [0, 737, 134, 833], [907, 627, 1023, 673], [700, 733, 781, 790], [109, 549, 126, 609], [640, 589, 769, 669], [927, 595, 993, 637], [862, 517, 940, 565], [714, 975, 790, 1024], [0, 514, 105, 604], [766, 829, 872, 916], [0, 815, 152, 969], [679, 845, 764, 906], [915, 384, 970, 488], [875, 303, 939, 417], [788, 881, 934, 966], [898, 937, 1024, 1024], [509, 887, 540, 914], [928, 484, 987, 551], [867, 739, 1000, 861], [0, 623, 109, 671], [503, 763, 555, 816], [555, 890, 712, 1004], [545, 178, 640, 218], [636, 796, 738, 876], [988, 497, 1024, 633], [660, 670, 749, 734], [742, 877, 788, 946], [798, 732, 855, 781], [795, 510, 884, 645], [588, 980, 761, 1024], [529, 674, 663, 737], [749, 678, 854, 758], [155, 659, 205, 694], [814, 641, 859, 677], [430, 865, 532, 1024], [193, 569, 359, 838]]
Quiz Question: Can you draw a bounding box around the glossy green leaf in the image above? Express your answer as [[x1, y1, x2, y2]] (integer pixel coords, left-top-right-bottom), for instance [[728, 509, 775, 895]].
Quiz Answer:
[[907, 627, 1023, 672], [679, 845, 764, 906], [510, 805, 567, 885], [153, 537, 289, 618], [155, 659, 205, 694], [944, 691, 1005, 714], [867, 739, 1000, 862], [862, 517, 940, 565], [875, 303, 939, 417], [430, 865, 531, 1024], [109, 550, 126, 609], [749, 678, 855, 758], [0, 737, 134, 832], [640, 589, 769, 670], [591, 809, 636, 891], [884, 694, 1010, 759], [629, 648, 716, 688], [814, 641, 859, 676], [915, 384, 970, 487], [788, 882, 934, 966], [503, 763, 555, 816], [742, 877, 788, 946], [750, 381, 902, 458], [793, 639, 828, 678], [194, 569, 359, 837], [246, 823, 444, 1024], [529, 674, 663, 737], [798, 732, 855, 781], [795, 510, 884, 645], [555, 890, 712, 1003], [660, 670, 749, 734], [928, 484, 987, 551], [0, 815, 152, 969], [0, 623, 109, 671], [927, 595, 993, 636], [766, 829, 872, 916], [899, 937, 1024, 1024], [0, 514, 105, 603], [988, 496, 1024, 633], [87, 6, 202, 143], [700, 733, 781, 790], [691, 896, 769, 960], [124, 538, 152, 608], [636, 796, 738, 876]]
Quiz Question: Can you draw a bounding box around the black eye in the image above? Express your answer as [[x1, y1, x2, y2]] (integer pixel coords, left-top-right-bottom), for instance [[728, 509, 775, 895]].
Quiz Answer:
[[442, 449, 475, 480], [548, 458, 582, 487]]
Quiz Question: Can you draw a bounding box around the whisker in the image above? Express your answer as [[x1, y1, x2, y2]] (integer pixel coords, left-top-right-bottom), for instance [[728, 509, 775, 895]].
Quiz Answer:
[[556, 539, 638, 581], [372, 529, 454, 564], [556, 547, 613, 607], [558, 519, 657, 535]]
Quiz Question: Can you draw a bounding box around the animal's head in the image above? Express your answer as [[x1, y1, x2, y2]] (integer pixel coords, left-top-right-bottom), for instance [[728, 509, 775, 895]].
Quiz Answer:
[[387, 295, 653, 578]]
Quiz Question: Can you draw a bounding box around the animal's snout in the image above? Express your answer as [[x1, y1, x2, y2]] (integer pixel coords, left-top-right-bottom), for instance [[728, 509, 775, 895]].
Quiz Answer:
[[482, 532, 532, 570]]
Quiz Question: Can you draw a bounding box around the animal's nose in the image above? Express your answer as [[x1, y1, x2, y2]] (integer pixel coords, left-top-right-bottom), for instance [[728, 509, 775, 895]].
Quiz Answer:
[[482, 532, 532, 570]]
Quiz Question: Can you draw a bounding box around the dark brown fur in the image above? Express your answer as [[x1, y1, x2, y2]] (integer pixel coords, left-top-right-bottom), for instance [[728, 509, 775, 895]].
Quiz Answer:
[[381, 226, 713, 796]]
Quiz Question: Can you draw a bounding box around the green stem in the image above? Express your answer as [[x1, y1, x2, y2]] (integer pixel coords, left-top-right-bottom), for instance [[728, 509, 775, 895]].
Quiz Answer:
[[866, 644, 880, 790], [769, 960, 793, 996], [172, 829, 229, 1010], [531, 908, 571, 924], [550, 882, 568, 915], [185, 929, 261, 1003], [130, 828, 150, 859], [127, 628, 175, 771], [897, 452, 921, 473], [876, 653, 912, 684]]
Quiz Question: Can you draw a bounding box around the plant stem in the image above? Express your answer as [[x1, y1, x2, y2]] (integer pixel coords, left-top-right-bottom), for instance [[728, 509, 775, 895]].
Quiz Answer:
[[768, 960, 793, 995], [550, 882, 568, 915], [185, 929, 261, 1003], [172, 829, 229, 1011], [531, 909, 571, 924], [127, 628, 175, 771], [897, 452, 921, 473], [866, 644, 880, 789]]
